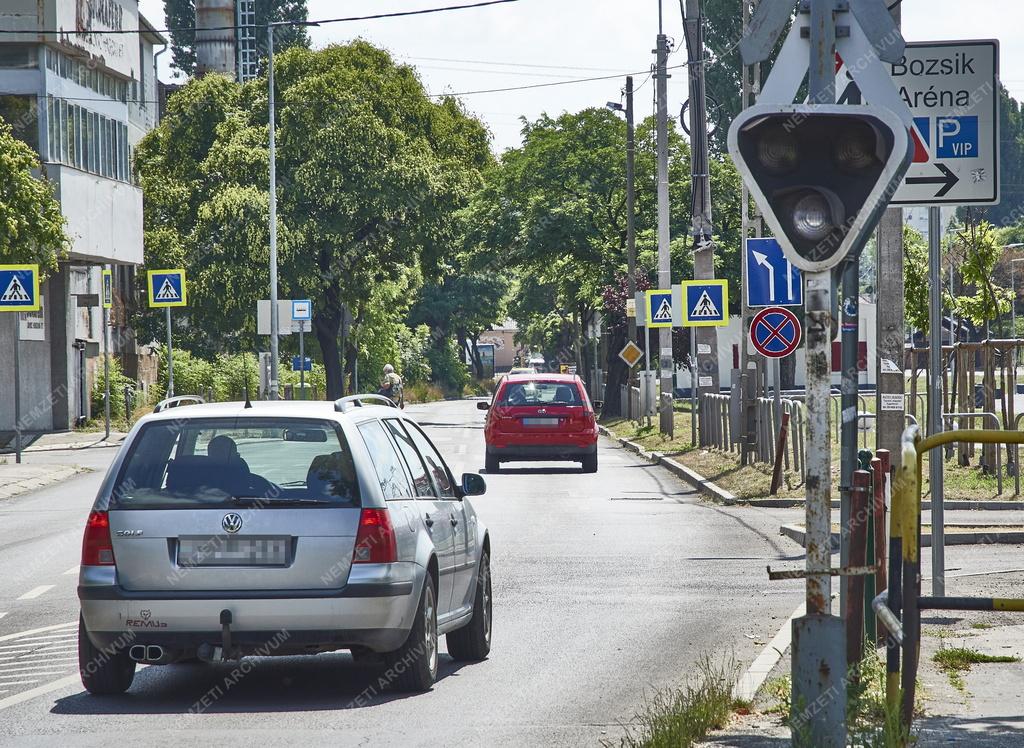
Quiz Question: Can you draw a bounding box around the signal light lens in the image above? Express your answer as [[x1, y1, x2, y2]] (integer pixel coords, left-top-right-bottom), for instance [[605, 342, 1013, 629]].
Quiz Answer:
[[834, 121, 881, 173], [792, 191, 836, 241], [756, 125, 799, 174]]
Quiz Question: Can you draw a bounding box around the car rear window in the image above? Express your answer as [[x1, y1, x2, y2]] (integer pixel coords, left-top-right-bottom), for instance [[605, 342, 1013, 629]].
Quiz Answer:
[[110, 418, 360, 509], [499, 381, 583, 406]]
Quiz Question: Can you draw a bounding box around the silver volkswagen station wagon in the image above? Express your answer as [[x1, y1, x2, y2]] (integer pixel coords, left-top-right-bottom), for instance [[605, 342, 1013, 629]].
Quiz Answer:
[[77, 395, 492, 694]]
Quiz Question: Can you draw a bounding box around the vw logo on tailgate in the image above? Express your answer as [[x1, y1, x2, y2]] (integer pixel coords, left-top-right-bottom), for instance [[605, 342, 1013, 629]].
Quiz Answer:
[[221, 513, 244, 534]]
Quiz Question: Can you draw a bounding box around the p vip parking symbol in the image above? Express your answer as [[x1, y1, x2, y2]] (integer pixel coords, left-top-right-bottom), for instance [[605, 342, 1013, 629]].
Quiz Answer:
[[147, 269, 187, 308], [0, 265, 40, 312]]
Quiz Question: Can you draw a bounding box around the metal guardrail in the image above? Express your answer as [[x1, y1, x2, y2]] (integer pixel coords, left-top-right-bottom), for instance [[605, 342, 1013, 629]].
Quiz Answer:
[[876, 425, 1024, 739]]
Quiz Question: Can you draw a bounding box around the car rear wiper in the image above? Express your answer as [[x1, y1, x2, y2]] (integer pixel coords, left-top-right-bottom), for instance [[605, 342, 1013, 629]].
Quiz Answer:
[[229, 496, 333, 506]]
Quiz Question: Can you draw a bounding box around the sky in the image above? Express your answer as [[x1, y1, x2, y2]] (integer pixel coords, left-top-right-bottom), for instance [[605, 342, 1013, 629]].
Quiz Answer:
[[137, 0, 1024, 153]]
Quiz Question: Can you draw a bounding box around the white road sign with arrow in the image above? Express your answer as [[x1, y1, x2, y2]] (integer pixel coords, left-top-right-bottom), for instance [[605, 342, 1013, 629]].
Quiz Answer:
[[836, 40, 999, 206]]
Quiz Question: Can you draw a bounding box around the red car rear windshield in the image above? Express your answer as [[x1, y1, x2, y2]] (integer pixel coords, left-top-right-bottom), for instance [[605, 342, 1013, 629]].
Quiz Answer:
[[498, 381, 582, 406]]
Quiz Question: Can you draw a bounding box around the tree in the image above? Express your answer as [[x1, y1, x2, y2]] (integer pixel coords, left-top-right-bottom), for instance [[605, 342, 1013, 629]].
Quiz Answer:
[[947, 216, 1012, 339], [0, 118, 68, 268], [468, 107, 743, 415], [163, 0, 309, 76], [903, 226, 929, 335], [135, 43, 491, 398]]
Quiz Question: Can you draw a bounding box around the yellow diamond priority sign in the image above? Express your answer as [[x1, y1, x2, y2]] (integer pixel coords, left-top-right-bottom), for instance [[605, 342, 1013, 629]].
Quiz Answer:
[[618, 341, 644, 368]]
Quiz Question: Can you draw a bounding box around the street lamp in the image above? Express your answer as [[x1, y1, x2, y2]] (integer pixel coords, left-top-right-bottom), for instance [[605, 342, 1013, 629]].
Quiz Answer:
[[268, 20, 319, 400]]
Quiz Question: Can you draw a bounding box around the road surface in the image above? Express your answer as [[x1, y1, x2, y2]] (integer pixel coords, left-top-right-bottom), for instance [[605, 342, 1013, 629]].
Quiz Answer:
[[0, 398, 807, 746]]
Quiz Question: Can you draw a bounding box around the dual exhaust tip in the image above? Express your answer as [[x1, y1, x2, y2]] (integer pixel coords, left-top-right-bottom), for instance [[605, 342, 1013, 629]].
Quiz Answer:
[[128, 644, 167, 663]]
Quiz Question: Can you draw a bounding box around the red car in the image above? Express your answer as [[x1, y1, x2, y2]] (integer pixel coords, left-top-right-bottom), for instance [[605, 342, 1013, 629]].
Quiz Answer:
[[479, 374, 599, 473]]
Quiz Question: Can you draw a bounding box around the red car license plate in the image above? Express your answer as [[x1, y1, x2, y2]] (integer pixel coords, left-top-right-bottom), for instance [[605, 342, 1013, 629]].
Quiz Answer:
[[522, 417, 560, 426]]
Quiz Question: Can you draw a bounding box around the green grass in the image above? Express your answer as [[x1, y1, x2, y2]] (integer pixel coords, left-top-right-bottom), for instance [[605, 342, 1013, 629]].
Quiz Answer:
[[971, 622, 994, 630], [609, 656, 737, 748], [933, 646, 1021, 692], [601, 412, 697, 456]]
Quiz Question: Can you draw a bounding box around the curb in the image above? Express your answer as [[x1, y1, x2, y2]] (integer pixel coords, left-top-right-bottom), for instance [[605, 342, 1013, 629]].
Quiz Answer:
[[780, 522, 1024, 548], [750, 498, 1024, 511], [598, 425, 739, 504], [0, 465, 89, 500]]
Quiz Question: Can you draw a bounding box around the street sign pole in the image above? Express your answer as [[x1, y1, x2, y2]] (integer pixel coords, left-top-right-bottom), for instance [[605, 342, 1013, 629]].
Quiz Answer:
[[103, 277, 110, 440], [299, 321, 306, 398], [840, 262, 859, 617], [165, 306, 174, 398], [690, 327, 697, 444], [929, 206, 945, 595], [13, 322, 21, 465]]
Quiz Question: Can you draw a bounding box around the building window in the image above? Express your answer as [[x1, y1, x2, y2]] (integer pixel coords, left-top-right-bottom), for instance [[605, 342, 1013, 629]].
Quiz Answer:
[[0, 95, 39, 152], [0, 44, 36, 69], [45, 97, 131, 183]]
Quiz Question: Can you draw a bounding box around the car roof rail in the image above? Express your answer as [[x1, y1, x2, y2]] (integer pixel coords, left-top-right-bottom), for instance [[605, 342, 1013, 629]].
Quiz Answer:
[[153, 395, 206, 413], [333, 394, 400, 412]]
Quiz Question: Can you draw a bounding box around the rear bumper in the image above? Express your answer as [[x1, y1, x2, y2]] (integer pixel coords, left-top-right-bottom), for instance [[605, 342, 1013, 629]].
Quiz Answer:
[[487, 442, 597, 461], [79, 562, 423, 653]]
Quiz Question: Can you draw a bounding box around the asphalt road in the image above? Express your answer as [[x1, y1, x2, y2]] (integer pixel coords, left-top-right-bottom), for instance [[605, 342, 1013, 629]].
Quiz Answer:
[[0, 398, 814, 746]]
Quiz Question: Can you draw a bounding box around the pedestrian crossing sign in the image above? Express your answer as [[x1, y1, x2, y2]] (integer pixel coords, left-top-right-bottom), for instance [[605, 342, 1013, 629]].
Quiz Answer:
[[147, 269, 187, 308], [645, 289, 676, 329], [680, 280, 728, 327], [0, 264, 40, 312]]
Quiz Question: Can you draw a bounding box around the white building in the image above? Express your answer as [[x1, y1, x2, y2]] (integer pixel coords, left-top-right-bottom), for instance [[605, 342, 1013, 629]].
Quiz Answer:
[[0, 0, 164, 433]]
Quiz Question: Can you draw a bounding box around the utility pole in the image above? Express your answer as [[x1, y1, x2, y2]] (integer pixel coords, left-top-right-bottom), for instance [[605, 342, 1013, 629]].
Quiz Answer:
[[740, 0, 763, 463], [626, 76, 638, 419], [875, 4, 903, 458], [682, 0, 721, 433], [655, 5, 674, 436], [267, 23, 281, 401]]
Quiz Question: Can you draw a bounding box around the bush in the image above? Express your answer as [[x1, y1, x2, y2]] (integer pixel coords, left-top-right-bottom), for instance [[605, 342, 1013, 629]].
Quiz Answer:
[[212, 352, 260, 401], [90, 355, 135, 422], [280, 360, 328, 399], [427, 337, 470, 394], [398, 324, 433, 385], [404, 381, 446, 404], [154, 347, 216, 402]]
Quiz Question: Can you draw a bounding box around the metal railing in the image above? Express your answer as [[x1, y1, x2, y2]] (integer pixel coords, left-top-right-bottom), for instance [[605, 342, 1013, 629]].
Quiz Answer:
[[875, 425, 1024, 741], [942, 411, 1003, 494]]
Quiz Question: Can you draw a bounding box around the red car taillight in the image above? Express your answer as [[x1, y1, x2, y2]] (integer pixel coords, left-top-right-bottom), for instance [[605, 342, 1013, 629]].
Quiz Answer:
[[352, 508, 398, 564], [82, 511, 115, 566]]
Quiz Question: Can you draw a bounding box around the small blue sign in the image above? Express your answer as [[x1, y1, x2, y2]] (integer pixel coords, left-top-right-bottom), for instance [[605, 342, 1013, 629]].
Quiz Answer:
[[292, 356, 312, 372], [291, 299, 312, 321], [936, 116, 979, 159], [746, 238, 803, 308], [681, 280, 728, 327], [0, 265, 39, 312], [646, 290, 675, 329]]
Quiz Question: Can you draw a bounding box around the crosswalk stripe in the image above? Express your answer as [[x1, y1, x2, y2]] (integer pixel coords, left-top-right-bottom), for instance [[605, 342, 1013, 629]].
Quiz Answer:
[[0, 622, 77, 645], [62, 566, 79, 576], [16, 586, 55, 601], [0, 674, 80, 711]]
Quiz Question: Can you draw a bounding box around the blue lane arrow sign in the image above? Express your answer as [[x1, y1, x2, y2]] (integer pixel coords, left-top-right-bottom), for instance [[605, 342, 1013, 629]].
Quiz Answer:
[[746, 238, 803, 308]]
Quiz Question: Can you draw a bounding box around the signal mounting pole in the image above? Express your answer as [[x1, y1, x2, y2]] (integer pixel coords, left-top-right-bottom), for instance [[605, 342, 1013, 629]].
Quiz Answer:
[[681, 0, 721, 429], [655, 4, 674, 436]]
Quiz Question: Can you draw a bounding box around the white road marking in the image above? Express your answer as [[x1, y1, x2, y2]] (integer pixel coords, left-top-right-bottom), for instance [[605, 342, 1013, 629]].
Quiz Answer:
[[16, 586, 55, 601], [62, 566, 79, 576], [0, 674, 80, 711], [0, 634, 77, 650], [0, 613, 6, 620], [0, 664, 78, 675], [0, 622, 76, 644]]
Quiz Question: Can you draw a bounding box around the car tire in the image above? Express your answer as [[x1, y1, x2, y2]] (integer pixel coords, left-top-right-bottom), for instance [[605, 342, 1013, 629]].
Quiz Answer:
[[78, 615, 136, 695], [446, 551, 492, 661], [582, 452, 598, 473], [384, 574, 438, 692], [485, 453, 500, 473]]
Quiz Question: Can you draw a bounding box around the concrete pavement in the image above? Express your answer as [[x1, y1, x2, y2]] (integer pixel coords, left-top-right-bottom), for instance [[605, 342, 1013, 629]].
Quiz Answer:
[[0, 399, 807, 746]]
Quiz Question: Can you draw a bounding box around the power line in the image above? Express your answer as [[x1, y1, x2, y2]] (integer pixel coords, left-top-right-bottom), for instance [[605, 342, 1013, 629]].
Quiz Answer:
[[429, 63, 691, 98], [400, 55, 623, 73], [0, 0, 522, 36]]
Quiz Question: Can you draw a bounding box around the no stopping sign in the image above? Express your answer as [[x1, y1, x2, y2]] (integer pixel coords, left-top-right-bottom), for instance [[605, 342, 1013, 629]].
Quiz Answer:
[[750, 307, 802, 359]]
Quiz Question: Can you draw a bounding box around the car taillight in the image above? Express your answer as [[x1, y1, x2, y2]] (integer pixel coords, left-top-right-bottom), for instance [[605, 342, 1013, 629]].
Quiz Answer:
[[82, 511, 115, 566], [352, 508, 398, 564]]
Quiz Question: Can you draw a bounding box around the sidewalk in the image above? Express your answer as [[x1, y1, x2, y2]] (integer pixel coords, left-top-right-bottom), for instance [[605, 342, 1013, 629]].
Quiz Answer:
[[0, 430, 126, 454], [0, 462, 89, 500]]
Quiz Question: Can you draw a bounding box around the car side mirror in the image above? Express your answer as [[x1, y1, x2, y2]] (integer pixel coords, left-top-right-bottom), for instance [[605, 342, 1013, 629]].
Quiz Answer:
[[592, 400, 604, 412], [477, 401, 490, 411], [461, 472, 487, 496]]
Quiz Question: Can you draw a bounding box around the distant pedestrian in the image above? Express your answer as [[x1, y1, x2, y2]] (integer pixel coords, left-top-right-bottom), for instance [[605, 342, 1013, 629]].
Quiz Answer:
[[379, 364, 404, 408]]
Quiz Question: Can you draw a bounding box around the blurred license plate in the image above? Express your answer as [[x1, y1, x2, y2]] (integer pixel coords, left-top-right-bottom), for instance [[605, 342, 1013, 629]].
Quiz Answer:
[[178, 537, 288, 567], [522, 417, 559, 426]]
